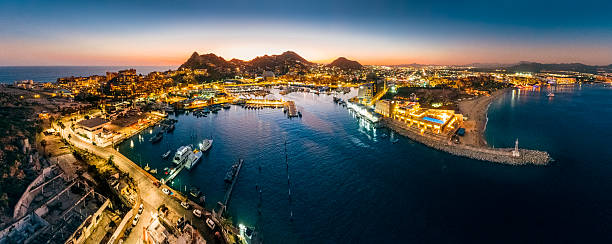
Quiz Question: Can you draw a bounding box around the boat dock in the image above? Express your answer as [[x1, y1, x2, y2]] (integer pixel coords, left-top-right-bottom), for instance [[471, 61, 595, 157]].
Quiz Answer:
[[217, 159, 244, 217], [162, 163, 185, 184], [285, 101, 298, 117]]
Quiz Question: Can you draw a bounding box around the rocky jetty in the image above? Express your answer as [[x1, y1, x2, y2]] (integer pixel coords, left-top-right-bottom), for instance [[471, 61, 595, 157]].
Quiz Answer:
[[383, 119, 551, 165]]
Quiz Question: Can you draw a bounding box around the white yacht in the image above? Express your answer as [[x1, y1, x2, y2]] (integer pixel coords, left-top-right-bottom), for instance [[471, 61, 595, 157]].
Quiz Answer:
[[199, 139, 213, 152], [185, 149, 203, 170], [173, 146, 192, 165]]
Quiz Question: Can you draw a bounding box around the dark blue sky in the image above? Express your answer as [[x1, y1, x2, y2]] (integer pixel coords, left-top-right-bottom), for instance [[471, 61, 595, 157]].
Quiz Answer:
[[1, 0, 611, 65]]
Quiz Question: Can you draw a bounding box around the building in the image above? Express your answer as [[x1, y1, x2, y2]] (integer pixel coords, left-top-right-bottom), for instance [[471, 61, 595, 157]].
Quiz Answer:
[[375, 99, 394, 117], [75, 118, 110, 145], [357, 83, 374, 104], [393, 102, 462, 134]]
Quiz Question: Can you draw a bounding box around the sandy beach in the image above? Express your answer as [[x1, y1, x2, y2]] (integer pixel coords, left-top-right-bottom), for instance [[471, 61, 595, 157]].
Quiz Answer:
[[458, 88, 510, 147]]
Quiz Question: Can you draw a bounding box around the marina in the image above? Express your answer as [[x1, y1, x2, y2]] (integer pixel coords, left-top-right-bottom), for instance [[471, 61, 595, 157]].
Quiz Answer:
[[114, 86, 612, 243]]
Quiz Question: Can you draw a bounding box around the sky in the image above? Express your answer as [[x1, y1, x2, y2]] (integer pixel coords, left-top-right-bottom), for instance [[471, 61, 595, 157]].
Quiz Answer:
[[1, 0, 611, 66]]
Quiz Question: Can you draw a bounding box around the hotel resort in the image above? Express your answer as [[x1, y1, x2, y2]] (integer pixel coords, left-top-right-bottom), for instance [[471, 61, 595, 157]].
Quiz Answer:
[[374, 99, 463, 136]]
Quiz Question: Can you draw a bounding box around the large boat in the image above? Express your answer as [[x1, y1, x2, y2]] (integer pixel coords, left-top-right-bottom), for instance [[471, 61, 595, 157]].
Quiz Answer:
[[173, 146, 192, 165], [185, 149, 202, 170], [199, 139, 213, 152]]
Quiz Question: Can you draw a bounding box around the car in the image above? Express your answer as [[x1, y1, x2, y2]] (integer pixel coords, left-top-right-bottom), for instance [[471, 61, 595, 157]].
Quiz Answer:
[[132, 214, 140, 226], [180, 201, 190, 209], [162, 188, 170, 195], [193, 209, 202, 218], [206, 218, 215, 230], [138, 203, 143, 214]]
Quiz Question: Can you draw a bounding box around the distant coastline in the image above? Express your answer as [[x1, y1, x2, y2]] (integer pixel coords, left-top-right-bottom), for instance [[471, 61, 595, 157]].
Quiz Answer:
[[0, 66, 177, 83]]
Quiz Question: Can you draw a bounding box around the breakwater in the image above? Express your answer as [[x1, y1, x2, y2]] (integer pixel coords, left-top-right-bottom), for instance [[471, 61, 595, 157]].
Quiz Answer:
[[383, 119, 551, 165]]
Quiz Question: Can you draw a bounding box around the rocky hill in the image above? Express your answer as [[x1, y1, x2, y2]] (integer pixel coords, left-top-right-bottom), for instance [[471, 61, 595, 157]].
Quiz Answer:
[[180, 51, 313, 77], [328, 57, 362, 70]]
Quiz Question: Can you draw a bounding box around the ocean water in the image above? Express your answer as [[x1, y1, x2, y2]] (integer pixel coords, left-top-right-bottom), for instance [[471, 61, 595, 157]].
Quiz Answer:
[[117, 84, 612, 243], [0, 66, 176, 83]]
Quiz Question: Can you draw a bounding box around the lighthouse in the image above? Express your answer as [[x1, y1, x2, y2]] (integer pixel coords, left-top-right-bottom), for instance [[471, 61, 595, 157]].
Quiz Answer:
[[512, 138, 520, 157]]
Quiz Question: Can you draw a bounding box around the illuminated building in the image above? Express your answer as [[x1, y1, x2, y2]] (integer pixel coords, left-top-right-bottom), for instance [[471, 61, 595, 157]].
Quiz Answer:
[[374, 99, 393, 117], [392, 102, 462, 134]]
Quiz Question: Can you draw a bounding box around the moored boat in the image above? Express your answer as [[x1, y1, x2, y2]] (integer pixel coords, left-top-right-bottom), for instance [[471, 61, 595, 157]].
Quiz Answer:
[[173, 146, 192, 165], [185, 149, 202, 170], [199, 139, 213, 152]]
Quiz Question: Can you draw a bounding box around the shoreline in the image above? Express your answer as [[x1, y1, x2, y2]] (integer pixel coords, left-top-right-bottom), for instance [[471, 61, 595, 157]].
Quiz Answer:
[[383, 88, 551, 165], [458, 88, 509, 147]]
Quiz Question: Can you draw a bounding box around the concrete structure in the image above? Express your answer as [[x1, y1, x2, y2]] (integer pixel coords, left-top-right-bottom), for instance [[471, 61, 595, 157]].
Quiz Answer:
[[65, 199, 111, 244]]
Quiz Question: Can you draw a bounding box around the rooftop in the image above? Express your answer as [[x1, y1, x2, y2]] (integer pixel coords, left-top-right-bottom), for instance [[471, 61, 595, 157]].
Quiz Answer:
[[77, 118, 110, 129]]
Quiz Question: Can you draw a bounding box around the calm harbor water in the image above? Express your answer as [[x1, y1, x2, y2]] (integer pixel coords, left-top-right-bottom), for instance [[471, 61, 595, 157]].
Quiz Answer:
[[117, 84, 612, 243], [0, 66, 176, 83]]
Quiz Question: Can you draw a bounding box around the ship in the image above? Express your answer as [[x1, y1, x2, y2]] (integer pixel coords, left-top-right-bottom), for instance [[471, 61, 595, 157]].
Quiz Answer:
[[149, 131, 163, 143], [184, 149, 202, 170], [199, 139, 213, 152], [173, 146, 192, 165]]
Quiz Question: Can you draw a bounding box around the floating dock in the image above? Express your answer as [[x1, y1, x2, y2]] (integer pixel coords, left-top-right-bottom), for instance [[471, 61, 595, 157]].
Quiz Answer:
[[162, 162, 185, 184], [218, 159, 244, 217]]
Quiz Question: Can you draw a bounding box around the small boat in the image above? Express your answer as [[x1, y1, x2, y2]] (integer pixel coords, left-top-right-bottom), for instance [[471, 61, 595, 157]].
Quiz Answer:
[[391, 138, 399, 144], [164, 167, 169, 171], [380, 133, 388, 138], [189, 187, 201, 198], [166, 124, 175, 133], [150, 169, 157, 174], [547, 93, 555, 97], [223, 104, 231, 109], [150, 132, 163, 143], [162, 150, 171, 159], [144, 164, 150, 171]]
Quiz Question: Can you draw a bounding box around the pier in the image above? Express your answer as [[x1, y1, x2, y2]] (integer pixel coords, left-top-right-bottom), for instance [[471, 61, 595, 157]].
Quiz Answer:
[[285, 101, 298, 117], [217, 159, 244, 217], [162, 163, 185, 184]]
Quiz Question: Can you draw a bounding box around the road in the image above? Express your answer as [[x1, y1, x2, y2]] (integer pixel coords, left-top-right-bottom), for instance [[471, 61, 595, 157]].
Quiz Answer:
[[56, 115, 225, 244]]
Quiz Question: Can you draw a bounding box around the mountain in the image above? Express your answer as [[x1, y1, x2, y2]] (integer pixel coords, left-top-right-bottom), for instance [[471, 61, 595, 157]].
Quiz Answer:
[[178, 52, 237, 79], [328, 57, 362, 70], [506, 61, 609, 74], [180, 51, 312, 77]]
